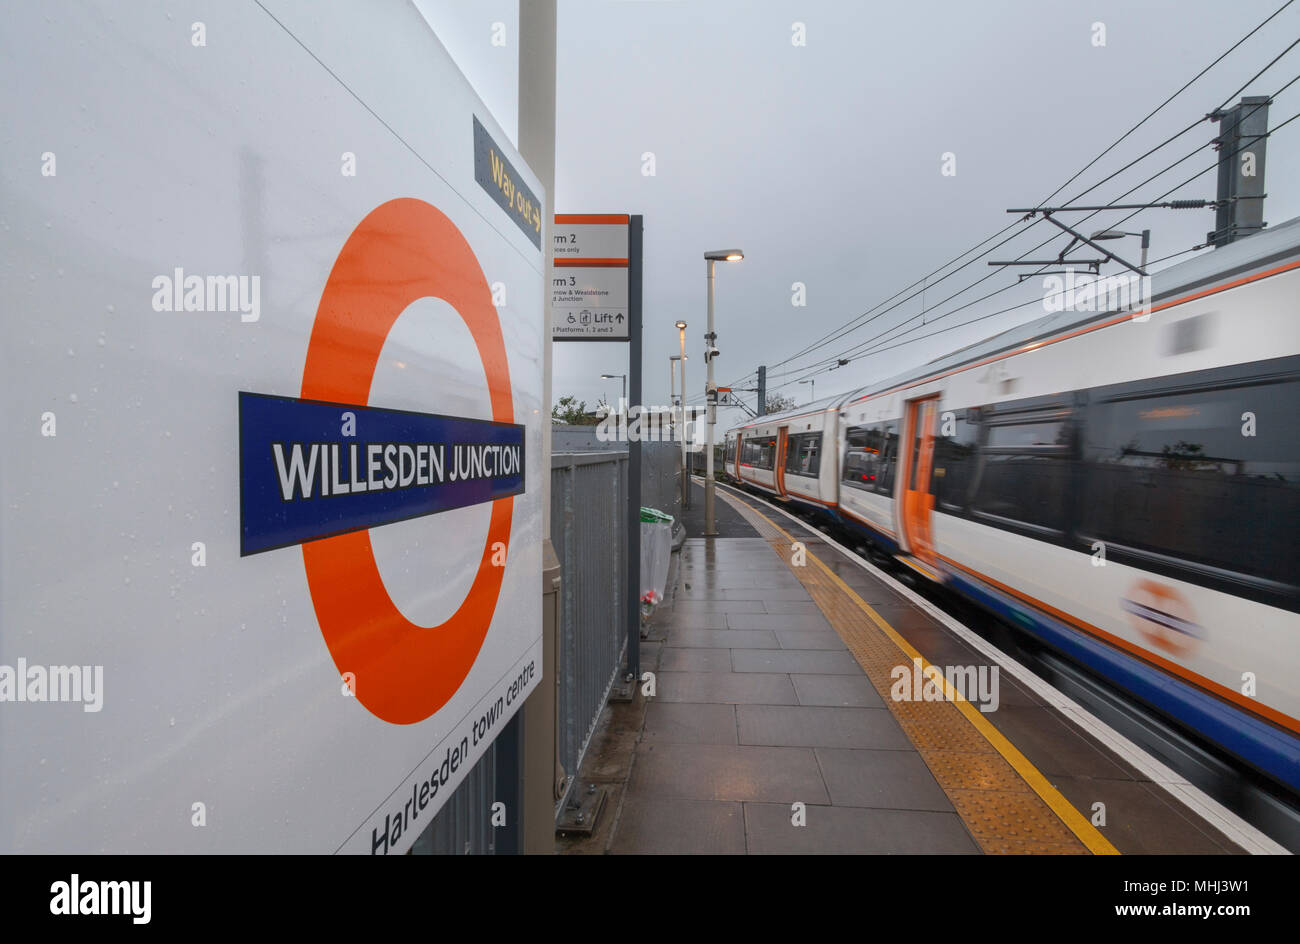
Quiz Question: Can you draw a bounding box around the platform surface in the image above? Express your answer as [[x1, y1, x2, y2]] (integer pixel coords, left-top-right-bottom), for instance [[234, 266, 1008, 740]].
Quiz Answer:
[[564, 481, 1248, 855]]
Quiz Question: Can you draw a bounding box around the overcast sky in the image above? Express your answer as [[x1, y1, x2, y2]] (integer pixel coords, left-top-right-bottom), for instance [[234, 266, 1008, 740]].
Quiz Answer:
[[419, 0, 1300, 421]]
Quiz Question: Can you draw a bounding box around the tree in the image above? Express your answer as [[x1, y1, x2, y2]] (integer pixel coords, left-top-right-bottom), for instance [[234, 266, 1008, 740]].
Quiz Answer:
[[765, 393, 797, 415], [551, 394, 603, 426]]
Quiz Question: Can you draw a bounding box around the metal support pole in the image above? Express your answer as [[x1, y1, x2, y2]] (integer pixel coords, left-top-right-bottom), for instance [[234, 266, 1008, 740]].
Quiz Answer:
[[493, 712, 522, 853], [518, 0, 558, 854], [679, 334, 688, 510], [1211, 96, 1269, 247], [704, 259, 717, 536], [625, 216, 643, 683]]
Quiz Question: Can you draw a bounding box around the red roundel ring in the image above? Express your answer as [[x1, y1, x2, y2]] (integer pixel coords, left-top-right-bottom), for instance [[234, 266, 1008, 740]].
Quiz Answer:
[[299, 198, 514, 725]]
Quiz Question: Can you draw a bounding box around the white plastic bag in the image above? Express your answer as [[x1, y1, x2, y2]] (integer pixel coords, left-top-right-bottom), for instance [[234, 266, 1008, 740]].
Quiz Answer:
[[639, 519, 673, 617]]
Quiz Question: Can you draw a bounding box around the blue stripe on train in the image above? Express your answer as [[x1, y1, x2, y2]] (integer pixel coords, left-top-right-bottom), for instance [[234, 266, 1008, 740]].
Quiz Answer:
[[944, 568, 1300, 793]]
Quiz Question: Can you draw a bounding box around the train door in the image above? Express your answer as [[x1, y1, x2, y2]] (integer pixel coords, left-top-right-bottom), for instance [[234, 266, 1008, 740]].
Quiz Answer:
[[774, 426, 790, 497], [899, 396, 940, 566]]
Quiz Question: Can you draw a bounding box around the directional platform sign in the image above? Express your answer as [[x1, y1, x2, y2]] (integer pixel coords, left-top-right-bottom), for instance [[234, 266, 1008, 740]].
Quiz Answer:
[[552, 214, 629, 341]]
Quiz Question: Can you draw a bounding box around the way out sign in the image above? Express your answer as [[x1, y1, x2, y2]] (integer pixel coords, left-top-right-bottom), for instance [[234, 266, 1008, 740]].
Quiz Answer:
[[552, 214, 629, 341]]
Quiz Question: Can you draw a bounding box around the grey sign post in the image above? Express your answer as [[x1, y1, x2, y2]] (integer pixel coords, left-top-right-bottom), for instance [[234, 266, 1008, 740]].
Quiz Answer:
[[552, 214, 641, 686], [626, 216, 642, 685]]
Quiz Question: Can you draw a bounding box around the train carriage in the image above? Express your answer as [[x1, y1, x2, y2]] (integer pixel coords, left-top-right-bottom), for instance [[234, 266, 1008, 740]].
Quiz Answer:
[[726, 216, 1300, 792], [726, 396, 843, 513]]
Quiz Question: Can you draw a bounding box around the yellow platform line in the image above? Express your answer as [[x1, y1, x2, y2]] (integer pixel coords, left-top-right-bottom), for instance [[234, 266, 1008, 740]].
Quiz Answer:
[[717, 488, 1119, 856]]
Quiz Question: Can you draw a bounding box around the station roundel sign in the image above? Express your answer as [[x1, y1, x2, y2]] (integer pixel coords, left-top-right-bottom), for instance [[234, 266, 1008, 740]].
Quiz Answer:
[[299, 198, 514, 726]]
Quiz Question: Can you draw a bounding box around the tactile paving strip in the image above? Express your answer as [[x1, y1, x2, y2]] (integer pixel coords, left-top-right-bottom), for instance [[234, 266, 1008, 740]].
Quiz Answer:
[[716, 488, 1111, 855]]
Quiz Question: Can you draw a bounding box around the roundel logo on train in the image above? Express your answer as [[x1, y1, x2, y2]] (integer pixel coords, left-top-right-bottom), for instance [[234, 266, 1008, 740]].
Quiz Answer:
[[1120, 579, 1204, 657]]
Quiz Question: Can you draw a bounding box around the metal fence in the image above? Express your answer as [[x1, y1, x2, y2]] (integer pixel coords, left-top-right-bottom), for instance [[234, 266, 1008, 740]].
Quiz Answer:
[[415, 443, 683, 853], [411, 741, 499, 855], [550, 451, 628, 786], [688, 444, 723, 476], [550, 426, 684, 522], [641, 442, 682, 523]]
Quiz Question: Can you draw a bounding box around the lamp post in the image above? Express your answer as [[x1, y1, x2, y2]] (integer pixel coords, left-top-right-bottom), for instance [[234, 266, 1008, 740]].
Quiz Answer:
[[800, 378, 815, 403], [703, 249, 744, 537], [670, 354, 689, 504], [600, 372, 627, 419], [1090, 228, 1151, 271], [675, 318, 689, 509]]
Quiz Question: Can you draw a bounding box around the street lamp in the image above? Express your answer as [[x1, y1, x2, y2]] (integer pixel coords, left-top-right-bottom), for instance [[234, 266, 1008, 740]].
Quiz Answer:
[[674, 318, 690, 508], [600, 372, 627, 417], [799, 378, 816, 403], [670, 354, 690, 505], [1091, 228, 1151, 271], [703, 249, 744, 537]]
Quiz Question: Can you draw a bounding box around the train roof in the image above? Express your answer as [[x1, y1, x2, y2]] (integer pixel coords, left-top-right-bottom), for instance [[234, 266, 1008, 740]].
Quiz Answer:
[[845, 215, 1300, 403], [727, 392, 848, 432], [726, 217, 1300, 435]]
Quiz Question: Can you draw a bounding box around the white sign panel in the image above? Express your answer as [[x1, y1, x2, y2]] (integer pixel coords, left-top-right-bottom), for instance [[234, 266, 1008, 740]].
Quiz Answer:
[[553, 214, 630, 341], [0, 1, 543, 853], [552, 266, 631, 339], [552, 222, 629, 261]]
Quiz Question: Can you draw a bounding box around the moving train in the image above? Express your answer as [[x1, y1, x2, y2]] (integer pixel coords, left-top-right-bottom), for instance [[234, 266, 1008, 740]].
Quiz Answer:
[[725, 218, 1300, 793]]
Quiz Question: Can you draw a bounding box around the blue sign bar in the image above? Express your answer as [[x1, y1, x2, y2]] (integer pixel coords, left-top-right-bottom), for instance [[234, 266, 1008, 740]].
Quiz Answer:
[[239, 392, 525, 556]]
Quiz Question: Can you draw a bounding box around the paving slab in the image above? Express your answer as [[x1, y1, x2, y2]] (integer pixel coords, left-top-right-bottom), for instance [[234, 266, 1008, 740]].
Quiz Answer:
[[731, 648, 863, 675], [629, 742, 830, 804], [744, 803, 980, 855], [642, 702, 738, 745], [655, 671, 799, 705], [774, 630, 847, 650], [658, 647, 734, 673], [737, 705, 912, 750], [816, 747, 956, 812], [667, 629, 780, 649], [610, 796, 747, 855], [726, 613, 834, 631], [791, 673, 886, 708], [670, 600, 769, 615]]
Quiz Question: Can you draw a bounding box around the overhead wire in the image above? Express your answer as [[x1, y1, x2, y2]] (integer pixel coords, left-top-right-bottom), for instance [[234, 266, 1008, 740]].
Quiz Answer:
[[696, 7, 1299, 406], [724, 4, 1299, 394]]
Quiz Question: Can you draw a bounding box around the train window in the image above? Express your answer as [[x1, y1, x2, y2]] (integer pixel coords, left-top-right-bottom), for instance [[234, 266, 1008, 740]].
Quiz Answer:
[[970, 415, 1073, 533], [1080, 379, 1300, 589], [842, 424, 897, 494], [876, 422, 899, 495], [933, 410, 979, 512], [744, 435, 777, 470], [842, 425, 881, 491], [986, 421, 1070, 449], [725, 438, 736, 462], [786, 433, 821, 477], [908, 428, 925, 490], [783, 436, 800, 473]]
